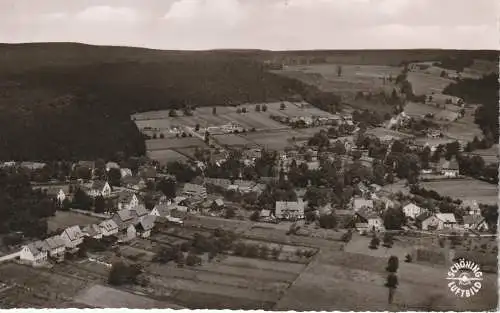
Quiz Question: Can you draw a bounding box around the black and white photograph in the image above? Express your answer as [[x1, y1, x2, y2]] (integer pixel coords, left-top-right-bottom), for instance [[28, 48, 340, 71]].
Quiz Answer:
[[0, 0, 498, 311]]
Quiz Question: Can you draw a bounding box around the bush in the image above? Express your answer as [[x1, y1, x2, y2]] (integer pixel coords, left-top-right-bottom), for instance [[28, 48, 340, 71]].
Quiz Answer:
[[369, 234, 380, 250], [258, 245, 269, 259], [405, 253, 412, 263], [386, 255, 399, 273], [186, 252, 202, 266], [271, 247, 280, 259], [108, 262, 142, 286]]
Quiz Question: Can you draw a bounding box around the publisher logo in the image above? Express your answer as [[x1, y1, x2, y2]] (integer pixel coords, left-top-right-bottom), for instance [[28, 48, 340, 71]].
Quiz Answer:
[[446, 259, 483, 298]]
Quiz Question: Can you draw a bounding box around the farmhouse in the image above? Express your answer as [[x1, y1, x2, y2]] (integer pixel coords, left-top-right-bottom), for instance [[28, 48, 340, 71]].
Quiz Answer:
[[121, 176, 146, 190], [462, 215, 489, 232], [117, 192, 140, 211], [82, 224, 103, 240], [440, 158, 460, 178], [99, 219, 119, 236], [402, 203, 425, 219], [418, 212, 458, 230], [182, 183, 207, 199], [87, 181, 112, 198], [460, 200, 481, 216], [355, 208, 384, 232], [135, 215, 156, 238], [275, 200, 305, 220], [43, 235, 66, 261], [20, 242, 48, 266], [60, 226, 84, 251], [112, 209, 137, 231]]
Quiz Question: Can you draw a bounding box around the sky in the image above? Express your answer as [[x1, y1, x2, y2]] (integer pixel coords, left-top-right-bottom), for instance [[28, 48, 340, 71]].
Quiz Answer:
[[1, 0, 498, 50]]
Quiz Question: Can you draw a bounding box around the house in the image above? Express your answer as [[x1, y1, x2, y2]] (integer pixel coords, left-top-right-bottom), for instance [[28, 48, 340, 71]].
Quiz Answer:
[[121, 176, 146, 191], [150, 203, 170, 218], [418, 213, 457, 230], [112, 209, 136, 231], [60, 226, 84, 250], [99, 219, 119, 236], [20, 242, 48, 266], [88, 181, 112, 198], [43, 235, 66, 261], [20, 162, 47, 171], [182, 183, 207, 199], [204, 178, 232, 190], [82, 224, 103, 239], [352, 198, 374, 211], [460, 200, 481, 216], [119, 224, 137, 243], [135, 215, 156, 238], [212, 198, 225, 209], [402, 203, 425, 219], [275, 200, 305, 220], [106, 162, 120, 172], [462, 215, 489, 232], [117, 192, 139, 211], [440, 158, 459, 178], [233, 180, 256, 193], [259, 209, 275, 222], [120, 168, 133, 178], [435, 213, 458, 229], [130, 204, 149, 221], [355, 208, 384, 232]]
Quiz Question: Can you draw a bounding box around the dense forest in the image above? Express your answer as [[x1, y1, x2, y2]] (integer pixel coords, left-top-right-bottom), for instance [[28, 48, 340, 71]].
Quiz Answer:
[[443, 73, 499, 143]]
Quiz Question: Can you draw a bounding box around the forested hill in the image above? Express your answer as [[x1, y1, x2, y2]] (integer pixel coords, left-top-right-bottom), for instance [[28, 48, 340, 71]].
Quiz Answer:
[[0, 44, 309, 161]]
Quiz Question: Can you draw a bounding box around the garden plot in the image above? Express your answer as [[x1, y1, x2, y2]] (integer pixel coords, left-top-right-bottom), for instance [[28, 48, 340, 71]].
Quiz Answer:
[[47, 211, 102, 233], [244, 130, 296, 150], [147, 149, 188, 165]]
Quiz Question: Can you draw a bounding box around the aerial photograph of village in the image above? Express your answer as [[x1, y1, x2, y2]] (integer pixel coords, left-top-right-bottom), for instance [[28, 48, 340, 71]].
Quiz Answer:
[[0, 0, 498, 311]]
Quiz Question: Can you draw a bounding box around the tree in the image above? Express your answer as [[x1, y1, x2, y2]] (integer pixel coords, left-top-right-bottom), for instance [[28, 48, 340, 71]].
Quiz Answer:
[[236, 108, 242, 114], [271, 247, 280, 260], [250, 210, 260, 221], [385, 273, 398, 304], [186, 252, 202, 266], [212, 107, 217, 115], [341, 229, 353, 243], [108, 262, 142, 286], [369, 233, 380, 249], [337, 65, 342, 77], [280, 102, 286, 110], [405, 253, 412, 263], [169, 109, 177, 117], [386, 255, 399, 273], [224, 207, 236, 219], [94, 195, 106, 213], [61, 198, 71, 211], [382, 233, 394, 248], [241, 107, 247, 113], [72, 188, 92, 210], [258, 245, 269, 259], [158, 178, 176, 199], [107, 168, 122, 187], [262, 104, 268, 112], [195, 124, 200, 131], [255, 104, 261, 112], [319, 214, 337, 229]]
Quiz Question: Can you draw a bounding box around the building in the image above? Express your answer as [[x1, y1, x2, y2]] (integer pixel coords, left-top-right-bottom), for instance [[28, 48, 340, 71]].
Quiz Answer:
[[121, 176, 146, 191], [20, 242, 48, 266], [440, 158, 459, 178], [135, 215, 156, 238], [462, 215, 489, 232], [20, 162, 47, 171], [352, 198, 374, 212], [82, 224, 103, 240], [460, 200, 481, 216], [182, 183, 207, 199], [355, 208, 384, 232], [402, 203, 425, 219], [43, 236, 66, 262], [275, 200, 305, 220], [117, 192, 139, 211], [120, 168, 133, 178], [139, 166, 157, 181], [60, 226, 84, 250], [88, 181, 112, 198], [112, 209, 137, 231], [435, 213, 458, 229], [99, 219, 119, 236], [418, 213, 457, 230], [130, 204, 149, 221]]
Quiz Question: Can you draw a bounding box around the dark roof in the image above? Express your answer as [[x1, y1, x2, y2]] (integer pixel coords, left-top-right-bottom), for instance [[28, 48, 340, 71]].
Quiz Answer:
[[415, 211, 433, 222], [121, 176, 143, 186], [91, 180, 108, 190]]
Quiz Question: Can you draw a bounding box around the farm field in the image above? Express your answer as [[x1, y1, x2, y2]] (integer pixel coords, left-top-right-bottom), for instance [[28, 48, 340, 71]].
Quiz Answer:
[[464, 145, 499, 164], [47, 211, 101, 233], [212, 134, 256, 147], [406, 71, 454, 95], [274, 64, 400, 97], [275, 249, 497, 311], [145, 137, 206, 150], [442, 107, 484, 142], [242, 130, 297, 150], [366, 127, 414, 140], [146, 149, 188, 165], [421, 178, 498, 205]]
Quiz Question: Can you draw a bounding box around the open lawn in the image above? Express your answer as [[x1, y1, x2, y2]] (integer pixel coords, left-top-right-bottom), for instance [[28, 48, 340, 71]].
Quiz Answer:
[[464, 145, 499, 164], [407, 71, 454, 95], [145, 137, 207, 150], [146, 149, 188, 165], [212, 134, 256, 147], [403, 101, 458, 120], [243, 130, 297, 150], [421, 178, 498, 205], [47, 211, 101, 233], [442, 107, 484, 142]]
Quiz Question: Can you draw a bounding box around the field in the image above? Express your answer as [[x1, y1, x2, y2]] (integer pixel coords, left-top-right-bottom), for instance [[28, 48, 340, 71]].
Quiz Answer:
[[464, 145, 499, 164], [406, 71, 454, 95], [420, 178, 497, 205], [146, 149, 189, 165], [145, 137, 207, 150], [403, 101, 458, 120], [442, 106, 484, 142], [47, 211, 102, 233], [366, 127, 414, 140]]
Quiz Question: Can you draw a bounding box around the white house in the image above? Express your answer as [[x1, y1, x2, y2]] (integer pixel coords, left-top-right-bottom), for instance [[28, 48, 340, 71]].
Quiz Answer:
[[82, 224, 103, 239], [435, 213, 458, 229], [182, 183, 207, 199], [275, 200, 305, 220], [99, 219, 119, 236], [20, 242, 48, 266], [440, 158, 459, 178], [88, 181, 112, 198], [60, 225, 84, 250], [460, 200, 481, 216], [355, 209, 384, 232], [402, 203, 425, 219], [56, 189, 66, 203], [117, 192, 139, 211], [419, 213, 457, 230], [43, 235, 66, 261], [120, 168, 133, 178], [352, 198, 374, 211]]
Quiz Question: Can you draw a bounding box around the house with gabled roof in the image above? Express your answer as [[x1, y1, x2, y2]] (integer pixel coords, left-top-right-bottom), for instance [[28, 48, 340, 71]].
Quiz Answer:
[[43, 235, 66, 261], [20, 242, 48, 266], [435, 213, 458, 229], [183, 183, 207, 199], [355, 208, 384, 232], [130, 204, 149, 220], [275, 200, 305, 220], [82, 224, 103, 240], [117, 192, 139, 211], [352, 198, 374, 212], [402, 203, 425, 219], [417, 212, 458, 230], [440, 158, 459, 178], [99, 219, 119, 236], [60, 226, 84, 250], [112, 209, 136, 231], [135, 215, 156, 238], [121, 176, 146, 191], [87, 180, 112, 198], [460, 200, 481, 216], [120, 168, 133, 178], [462, 215, 488, 232]]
